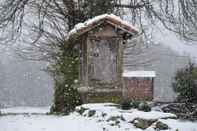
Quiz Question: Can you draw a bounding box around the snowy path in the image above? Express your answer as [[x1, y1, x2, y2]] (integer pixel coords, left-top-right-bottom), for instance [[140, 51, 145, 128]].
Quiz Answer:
[[1, 106, 197, 131]]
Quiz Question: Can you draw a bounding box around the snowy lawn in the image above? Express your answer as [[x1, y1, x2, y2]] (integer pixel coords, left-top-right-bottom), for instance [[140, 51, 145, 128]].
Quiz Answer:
[[0, 106, 50, 114], [0, 103, 197, 131]]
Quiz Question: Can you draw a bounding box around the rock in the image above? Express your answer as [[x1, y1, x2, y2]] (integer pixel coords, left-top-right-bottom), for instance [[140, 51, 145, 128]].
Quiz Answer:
[[155, 121, 169, 130], [107, 116, 122, 126], [88, 110, 96, 117], [76, 107, 88, 115], [107, 116, 123, 122], [133, 118, 157, 129], [101, 112, 107, 117]]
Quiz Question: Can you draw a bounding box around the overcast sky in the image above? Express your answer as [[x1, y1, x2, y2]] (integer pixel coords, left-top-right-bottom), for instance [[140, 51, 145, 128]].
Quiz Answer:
[[153, 27, 197, 62]]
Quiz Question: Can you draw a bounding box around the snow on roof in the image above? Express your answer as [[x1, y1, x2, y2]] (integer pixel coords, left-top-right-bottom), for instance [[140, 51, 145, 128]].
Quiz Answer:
[[67, 14, 139, 40], [123, 70, 156, 77]]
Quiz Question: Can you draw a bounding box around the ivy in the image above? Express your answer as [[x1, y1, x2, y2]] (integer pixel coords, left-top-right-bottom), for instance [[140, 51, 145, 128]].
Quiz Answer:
[[50, 41, 82, 114]]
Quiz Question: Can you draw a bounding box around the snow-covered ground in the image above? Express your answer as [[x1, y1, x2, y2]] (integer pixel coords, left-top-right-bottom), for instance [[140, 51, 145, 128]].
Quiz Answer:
[[1, 106, 50, 114], [0, 104, 197, 131]]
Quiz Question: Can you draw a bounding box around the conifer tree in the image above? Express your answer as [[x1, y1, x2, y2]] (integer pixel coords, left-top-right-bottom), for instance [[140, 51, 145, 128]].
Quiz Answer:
[[173, 62, 197, 103], [49, 0, 116, 114]]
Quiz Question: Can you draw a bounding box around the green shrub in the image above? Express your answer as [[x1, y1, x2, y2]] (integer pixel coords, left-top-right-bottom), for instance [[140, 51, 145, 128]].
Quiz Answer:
[[47, 0, 117, 114], [121, 100, 151, 111], [138, 102, 151, 112], [120, 100, 139, 110], [121, 100, 131, 110], [50, 80, 82, 114], [49, 41, 82, 114], [130, 100, 141, 108], [173, 62, 197, 103]]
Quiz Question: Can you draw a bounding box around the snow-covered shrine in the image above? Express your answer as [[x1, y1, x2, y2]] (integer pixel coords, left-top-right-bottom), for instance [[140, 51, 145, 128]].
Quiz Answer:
[[67, 14, 139, 103]]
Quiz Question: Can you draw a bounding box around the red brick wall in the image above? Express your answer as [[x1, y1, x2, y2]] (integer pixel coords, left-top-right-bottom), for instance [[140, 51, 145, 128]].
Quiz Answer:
[[123, 77, 153, 101]]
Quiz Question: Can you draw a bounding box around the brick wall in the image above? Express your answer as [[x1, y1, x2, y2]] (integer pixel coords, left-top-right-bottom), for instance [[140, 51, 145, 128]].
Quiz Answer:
[[123, 77, 154, 101]]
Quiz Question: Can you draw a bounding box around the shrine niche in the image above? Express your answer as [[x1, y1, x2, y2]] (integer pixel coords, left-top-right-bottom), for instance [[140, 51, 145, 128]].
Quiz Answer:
[[67, 14, 139, 103]]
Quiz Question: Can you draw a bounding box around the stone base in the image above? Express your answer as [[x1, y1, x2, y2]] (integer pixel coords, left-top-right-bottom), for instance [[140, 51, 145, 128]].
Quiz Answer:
[[78, 87, 123, 103]]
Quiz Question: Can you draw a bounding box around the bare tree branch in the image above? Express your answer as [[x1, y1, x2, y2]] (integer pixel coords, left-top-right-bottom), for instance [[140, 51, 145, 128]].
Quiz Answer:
[[0, 0, 196, 61]]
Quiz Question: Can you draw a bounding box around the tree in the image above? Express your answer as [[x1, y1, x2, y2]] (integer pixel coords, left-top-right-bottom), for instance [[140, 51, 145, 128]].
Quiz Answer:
[[1, 0, 197, 113], [49, 41, 82, 113], [47, 0, 116, 113], [0, 1, 197, 57], [173, 62, 197, 103]]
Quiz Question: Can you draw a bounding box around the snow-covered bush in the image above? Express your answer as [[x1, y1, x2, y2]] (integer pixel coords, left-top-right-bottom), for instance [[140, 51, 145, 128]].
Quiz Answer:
[[49, 41, 82, 114], [130, 101, 141, 109], [138, 102, 151, 112], [173, 62, 197, 103], [121, 100, 151, 112], [121, 100, 132, 110], [47, 0, 117, 114]]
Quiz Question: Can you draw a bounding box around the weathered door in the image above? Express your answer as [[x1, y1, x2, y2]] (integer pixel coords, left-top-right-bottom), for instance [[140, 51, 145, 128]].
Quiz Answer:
[[88, 38, 119, 85]]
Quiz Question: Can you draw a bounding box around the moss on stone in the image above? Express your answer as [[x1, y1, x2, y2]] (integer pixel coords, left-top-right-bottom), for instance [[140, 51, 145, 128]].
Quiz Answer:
[[133, 118, 157, 129], [155, 121, 169, 130], [107, 116, 122, 122], [83, 92, 122, 103]]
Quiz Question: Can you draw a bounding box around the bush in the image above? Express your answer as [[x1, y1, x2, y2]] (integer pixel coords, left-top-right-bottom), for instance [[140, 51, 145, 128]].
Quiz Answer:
[[121, 100, 151, 111], [173, 62, 197, 103], [121, 100, 141, 110], [49, 41, 82, 114], [138, 102, 151, 112], [130, 100, 141, 108], [50, 80, 82, 114], [121, 100, 131, 110]]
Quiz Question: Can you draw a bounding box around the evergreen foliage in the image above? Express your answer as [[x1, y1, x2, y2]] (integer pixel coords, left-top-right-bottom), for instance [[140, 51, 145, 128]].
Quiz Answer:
[[79, 0, 115, 19], [49, 0, 116, 114], [138, 102, 151, 112], [50, 42, 82, 114], [121, 100, 151, 112], [121, 100, 132, 110], [66, 0, 116, 30], [173, 62, 197, 103]]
